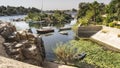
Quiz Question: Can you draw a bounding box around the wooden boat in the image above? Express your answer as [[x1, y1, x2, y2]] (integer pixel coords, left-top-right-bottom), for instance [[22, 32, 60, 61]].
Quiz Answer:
[[37, 28, 54, 34], [59, 32, 68, 35], [12, 18, 24, 22], [59, 27, 71, 31]]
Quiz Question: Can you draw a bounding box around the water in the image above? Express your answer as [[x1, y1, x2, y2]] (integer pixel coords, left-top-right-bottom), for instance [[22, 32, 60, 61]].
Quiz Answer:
[[42, 28, 75, 61], [11, 21, 30, 31], [70, 19, 77, 25], [0, 15, 26, 22], [0, 15, 77, 61]]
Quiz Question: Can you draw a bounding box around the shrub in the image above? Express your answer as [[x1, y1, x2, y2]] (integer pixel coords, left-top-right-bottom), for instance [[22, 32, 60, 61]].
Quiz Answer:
[[109, 22, 115, 27], [54, 43, 79, 65]]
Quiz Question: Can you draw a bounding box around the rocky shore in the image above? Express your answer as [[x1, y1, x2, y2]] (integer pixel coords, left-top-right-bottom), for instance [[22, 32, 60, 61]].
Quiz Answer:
[[0, 22, 45, 66]]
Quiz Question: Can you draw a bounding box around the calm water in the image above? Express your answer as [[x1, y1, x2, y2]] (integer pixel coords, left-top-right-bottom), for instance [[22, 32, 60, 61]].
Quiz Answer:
[[0, 15, 77, 61]]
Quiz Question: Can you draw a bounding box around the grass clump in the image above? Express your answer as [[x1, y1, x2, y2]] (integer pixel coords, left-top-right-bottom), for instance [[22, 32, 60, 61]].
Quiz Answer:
[[54, 43, 79, 65]]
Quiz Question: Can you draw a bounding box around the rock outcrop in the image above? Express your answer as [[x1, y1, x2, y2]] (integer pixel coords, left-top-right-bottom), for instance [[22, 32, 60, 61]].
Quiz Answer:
[[0, 22, 45, 66]]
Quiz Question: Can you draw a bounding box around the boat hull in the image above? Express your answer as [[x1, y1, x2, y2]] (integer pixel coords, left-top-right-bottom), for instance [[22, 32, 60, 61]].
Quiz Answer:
[[59, 27, 71, 31], [59, 32, 68, 35], [37, 29, 54, 34]]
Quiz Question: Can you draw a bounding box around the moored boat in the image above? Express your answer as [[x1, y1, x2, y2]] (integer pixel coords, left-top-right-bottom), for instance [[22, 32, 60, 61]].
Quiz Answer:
[[59, 32, 68, 35], [59, 27, 71, 31], [37, 28, 54, 34]]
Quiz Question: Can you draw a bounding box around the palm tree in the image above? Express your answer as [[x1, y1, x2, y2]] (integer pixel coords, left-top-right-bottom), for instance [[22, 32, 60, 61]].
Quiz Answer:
[[92, 1, 99, 22]]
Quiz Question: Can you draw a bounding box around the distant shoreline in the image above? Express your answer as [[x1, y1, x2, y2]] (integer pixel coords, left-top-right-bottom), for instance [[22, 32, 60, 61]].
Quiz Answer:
[[0, 14, 27, 17]]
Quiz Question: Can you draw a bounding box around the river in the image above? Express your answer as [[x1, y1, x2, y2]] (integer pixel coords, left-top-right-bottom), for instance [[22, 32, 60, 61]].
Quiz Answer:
[[0, 15, 77, 61]]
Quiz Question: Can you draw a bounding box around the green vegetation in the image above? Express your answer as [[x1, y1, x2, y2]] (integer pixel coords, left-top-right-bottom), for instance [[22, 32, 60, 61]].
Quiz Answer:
[[75, 0, 120, 28], [54, 39, 120, 68], [77, 1, 105, 25], [25, 12, 47, 21], [25, 10, 72, 25], [0, 6, 41, 16], [54, 43, 78, 65]]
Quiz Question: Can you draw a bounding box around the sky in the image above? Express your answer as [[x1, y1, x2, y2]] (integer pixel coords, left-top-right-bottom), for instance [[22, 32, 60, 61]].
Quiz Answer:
[[0, 0, 111, 10]]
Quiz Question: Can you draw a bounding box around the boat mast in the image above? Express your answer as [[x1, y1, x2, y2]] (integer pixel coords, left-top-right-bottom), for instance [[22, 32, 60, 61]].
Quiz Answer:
[[39, 0, 43, 28], [41, 0, 43, 13]]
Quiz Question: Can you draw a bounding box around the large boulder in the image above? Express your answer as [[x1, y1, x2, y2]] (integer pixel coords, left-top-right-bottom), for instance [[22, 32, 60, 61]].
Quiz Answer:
[[0, 22, 45, 66]]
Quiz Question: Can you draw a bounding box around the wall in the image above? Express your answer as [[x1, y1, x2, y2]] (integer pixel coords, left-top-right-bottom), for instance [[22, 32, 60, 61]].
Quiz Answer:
[[78, 26, 102, 37]]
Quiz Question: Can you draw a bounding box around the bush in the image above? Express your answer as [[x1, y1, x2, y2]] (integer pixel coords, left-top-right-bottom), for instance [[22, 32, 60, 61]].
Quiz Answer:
[[109, 22, 115, 27], [54, 43, 79, 65]]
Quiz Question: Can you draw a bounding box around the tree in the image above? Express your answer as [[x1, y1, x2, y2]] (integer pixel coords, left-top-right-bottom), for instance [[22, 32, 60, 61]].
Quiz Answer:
[[72, 8, 77, 12], [0, 6, 41, 16], [77, 1, 105, 25]]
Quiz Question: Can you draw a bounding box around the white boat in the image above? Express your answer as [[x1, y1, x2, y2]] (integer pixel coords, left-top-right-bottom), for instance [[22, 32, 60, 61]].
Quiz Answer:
[[59, 31, 68, 35]]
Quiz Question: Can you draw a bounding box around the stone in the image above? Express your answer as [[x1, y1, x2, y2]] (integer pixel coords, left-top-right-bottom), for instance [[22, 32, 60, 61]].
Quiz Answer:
[[1, 30, 10, 39], [22, 40, 31, 48], [3, 43, 11, 48], [3, 42, 17, 49], [14, 43, 23, 49], [7, 35, 16, 42], [22, 44, 43, 66], [0, 22, 45, 66], [0, 23, 16, 40], [23, 45, 37, 59], [0, 27, 4, 33], [10, 25, 16, 32], [18, 31, 28, 40], [14, 32, 21, 42], [13, 54, 24, 61], [26, 33, 35, 39], [7, 48, 21, 55], [36, 37, 45, 59]]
